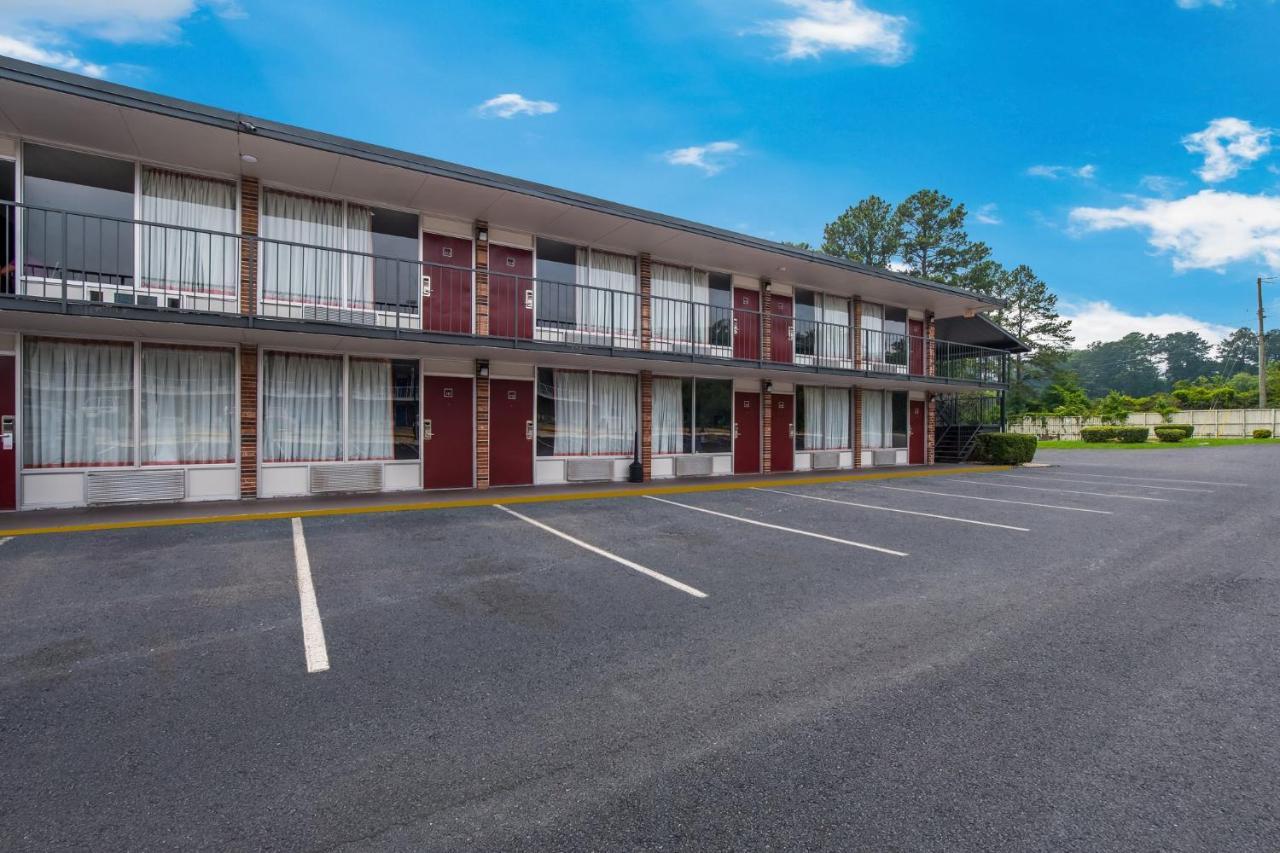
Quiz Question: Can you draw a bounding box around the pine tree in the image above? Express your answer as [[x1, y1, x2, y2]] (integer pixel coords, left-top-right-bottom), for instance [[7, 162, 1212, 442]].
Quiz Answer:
[[819, 196, 903, 267]]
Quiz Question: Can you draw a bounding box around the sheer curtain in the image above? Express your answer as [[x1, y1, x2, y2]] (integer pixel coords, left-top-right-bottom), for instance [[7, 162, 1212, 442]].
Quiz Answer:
[[140, 169, 237, 296], [802, 385, 824, 450], [652, 376, 683, 453], [260, 191, 345, 305], [141, 345, 234, 464], [591, 372, 636, 455], [552, 370, 589, 455], [691, 270, 711, 343], [861, 302, 885, 364], [822, 297, 851, 362], [345, 204, 375, 311], [863, 389, 885, 448], [652, 263, 691, 343], [348, 358, 393, 460], [262, 352, 343, 462], [590, 251, 637, 340], [23, 338, 133, 468], [823, 388, 850, 448]]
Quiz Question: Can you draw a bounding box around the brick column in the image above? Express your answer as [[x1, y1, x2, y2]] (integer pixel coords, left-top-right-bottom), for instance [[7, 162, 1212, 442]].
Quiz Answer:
[[762, 383, 774, 473], [852, 387, 863, 469], [853, 297, 863, 370], [239, 177, 259, 316], [926, 311, 937, 376], [639, 253, 652, 351], [927, 393, 938, 465], [475, 366, 490, 489], [761, 280, 772, 363], [640, 370, 653, 480], [239, 344, 258, 498], [474, 221, 489, 336]]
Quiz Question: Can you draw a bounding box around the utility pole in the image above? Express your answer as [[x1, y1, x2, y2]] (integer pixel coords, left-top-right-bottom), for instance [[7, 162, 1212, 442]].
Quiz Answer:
[[1261, 276, 1267, 410]]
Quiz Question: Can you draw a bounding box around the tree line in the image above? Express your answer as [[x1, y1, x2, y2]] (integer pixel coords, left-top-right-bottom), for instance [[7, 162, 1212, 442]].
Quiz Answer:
[[796, 190, 1272, 415]]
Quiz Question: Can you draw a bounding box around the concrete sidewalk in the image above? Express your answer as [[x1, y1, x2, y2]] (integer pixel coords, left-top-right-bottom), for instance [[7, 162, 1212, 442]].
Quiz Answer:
[[0, 463, 1003, 537]]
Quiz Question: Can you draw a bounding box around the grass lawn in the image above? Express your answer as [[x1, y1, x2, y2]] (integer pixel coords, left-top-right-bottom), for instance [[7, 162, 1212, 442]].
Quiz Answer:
[[1038, 437, 1280, 450]]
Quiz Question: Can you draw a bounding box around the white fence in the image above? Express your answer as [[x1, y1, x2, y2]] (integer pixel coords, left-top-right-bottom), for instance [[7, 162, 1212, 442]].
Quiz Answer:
[[1011, 409, 1280, 440]]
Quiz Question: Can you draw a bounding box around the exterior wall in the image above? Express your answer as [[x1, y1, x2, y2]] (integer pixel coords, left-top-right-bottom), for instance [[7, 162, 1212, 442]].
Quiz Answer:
[[475, 369, 490, 489], [852, 387, 863, 468], [239, 177, 259, 316], [474, 220, 490, 337], [639, 253, 652, 351], [640, 370, 653, 480], [240, 344, 258, 498]]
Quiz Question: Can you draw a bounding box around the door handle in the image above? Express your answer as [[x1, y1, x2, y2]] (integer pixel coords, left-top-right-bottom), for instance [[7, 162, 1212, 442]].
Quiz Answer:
[[524, 289, 534, 310], [525, 419, 534, 440], [732, 318, 739, 334], [423, 418, 432, 441], [788, 423, 794, 438], [787, 325, 794, 340], [422, 275, 432, 298], [734, 423, 740, 439], [0, 415, 12, 452]]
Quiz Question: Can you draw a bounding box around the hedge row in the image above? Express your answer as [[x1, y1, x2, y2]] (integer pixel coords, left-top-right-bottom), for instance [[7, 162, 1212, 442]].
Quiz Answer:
[[1080, 426, 1150, 443], [1154, 427, 1187, 443], [1254, 429, 1272, 439], [973, 432, 1038, 465]]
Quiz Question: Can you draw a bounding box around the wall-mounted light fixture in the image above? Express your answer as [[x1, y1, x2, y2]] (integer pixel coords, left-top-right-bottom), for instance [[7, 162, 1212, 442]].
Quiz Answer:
[[475, 359, 490, 379], [477, 228, 489, 243], [240, 153, 258, 164], [763, 380, 773, 394]]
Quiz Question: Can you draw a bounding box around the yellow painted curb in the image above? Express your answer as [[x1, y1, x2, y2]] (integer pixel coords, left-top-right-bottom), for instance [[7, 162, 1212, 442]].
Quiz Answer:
[[0, 466, 1011, 538]]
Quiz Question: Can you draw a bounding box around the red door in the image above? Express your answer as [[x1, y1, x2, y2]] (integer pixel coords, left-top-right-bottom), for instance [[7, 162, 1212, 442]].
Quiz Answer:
[[423, 376, 474, 489], [0, 355, 15, 510], [733, 288, 761, 360], [769, 293, 793, 364], [488, 245, 533, 340], [908, 318, 926, 375], [490, 379, 533, 486], [909, 399, 926, 465], [422, 233, 473, 334], [734, 391, 761, 474], [770, 393, 794, 473]]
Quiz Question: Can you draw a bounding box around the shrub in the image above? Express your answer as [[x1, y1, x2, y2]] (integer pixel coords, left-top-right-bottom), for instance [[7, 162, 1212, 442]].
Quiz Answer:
[[1080, 425, 1150, 443], [1254, 429, 1272, 439], [1154, 427, 1186, 443], [973, 432, 1038, 465]]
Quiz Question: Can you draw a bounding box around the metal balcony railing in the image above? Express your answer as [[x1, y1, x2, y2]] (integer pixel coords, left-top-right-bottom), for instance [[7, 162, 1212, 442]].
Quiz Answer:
[[0, 202, 1008, 385]]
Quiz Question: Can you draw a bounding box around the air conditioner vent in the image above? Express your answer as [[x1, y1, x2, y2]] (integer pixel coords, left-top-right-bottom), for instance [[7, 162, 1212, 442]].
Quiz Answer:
[[872, 449, 898, 467], [86, 469, 186, 505], [310, 463, 383, 494], [301, 305, 377, 326], [674, 455, 713, 477], [811, 451, 841, 470], [565, 459, 613, 482]]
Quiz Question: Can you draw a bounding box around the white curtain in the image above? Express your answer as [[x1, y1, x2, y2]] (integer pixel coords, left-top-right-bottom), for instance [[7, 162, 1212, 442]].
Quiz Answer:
[[345, 204, 374, 311], [23, 338, 133, 468], [652, 376, 684, 454], [260, 191, 345, 305], [588, 250, 637, 339], [863, 389, 886, 448], [802, 385, 824, 450], [348, 358, 393, 460], [140, 169, 237, 296], [823, 388, 850, 449], [141, 345, 234, 464], [552, 369, 589, 455], [652, 263, 691, 343], [691, 270, 711, 343], [822, 297, 851, 362], [262, 352, 343, 462], [862, 302, 885, 364], [591, 372, 637, 455]]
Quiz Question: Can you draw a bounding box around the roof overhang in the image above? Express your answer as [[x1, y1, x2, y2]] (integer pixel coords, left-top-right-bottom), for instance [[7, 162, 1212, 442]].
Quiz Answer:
[[0, 56, 1001, 319], [934, 315, 1031, 354]]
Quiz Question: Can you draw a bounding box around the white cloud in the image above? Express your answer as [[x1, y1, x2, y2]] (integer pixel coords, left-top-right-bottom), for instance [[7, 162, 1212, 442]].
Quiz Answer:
[[1063, 300, 1234, 347], [663, 141, 742, 176], [760, 0, 910, 63], [974, 203, 1002, 225], [1182, 117, 1272, 183], [1175, 0, 1231, 8], [475, 93, 559, 119], [1139, 174, 1184, 196], [0, 33, 106, 77], [1026, 163, 1097, 180], [0, 0, 240, 44], [1070, 189, 1280, 271]]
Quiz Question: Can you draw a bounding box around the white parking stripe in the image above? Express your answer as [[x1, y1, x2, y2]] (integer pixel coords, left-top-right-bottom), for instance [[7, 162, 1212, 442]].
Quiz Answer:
[[1054, 470, 1246, 487], [0, 537, 10, 547], [947, 479, 1170, 503], [880, 485, 1113, 514], [993, 473, 1211, 493], [290, 518, 330, 674], [753, 487, 1030, 532], [494, 504, 708, 599], [645, 495, 908, 556]]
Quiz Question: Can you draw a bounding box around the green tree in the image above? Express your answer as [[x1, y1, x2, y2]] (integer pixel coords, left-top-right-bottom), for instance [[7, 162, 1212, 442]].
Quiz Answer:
[[988, 264, 1074, 412], [1069, 333, 1163, 398], [819, 196, 902, 267], [1157, 331, 1213, 385], [781, 240, 813, 251], [894, 189, 983, 284], [1038, 374, 1092, 416], [1216, 327, 1258, 375]]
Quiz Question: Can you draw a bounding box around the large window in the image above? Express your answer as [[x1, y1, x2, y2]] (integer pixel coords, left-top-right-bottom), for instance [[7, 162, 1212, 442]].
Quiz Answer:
[[796, 386, 851, 450], [1, 158, 14, 295], [862, 389, 909, 449], [862, 302, 908, 370], [536, 368, 636, 456], [262, 352, 418, 463], [370, 207, 419, 311], [23, 143, 135, 288], [652, 377, 732, 455], [795, 289, 850, 362], [534, 238, 637, 339], [139, 167, 237, 298], [23, 337, 236, 469]]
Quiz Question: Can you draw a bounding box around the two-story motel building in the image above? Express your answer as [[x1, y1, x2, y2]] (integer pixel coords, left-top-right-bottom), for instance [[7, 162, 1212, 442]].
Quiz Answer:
[[0, 57, 1025, 512]]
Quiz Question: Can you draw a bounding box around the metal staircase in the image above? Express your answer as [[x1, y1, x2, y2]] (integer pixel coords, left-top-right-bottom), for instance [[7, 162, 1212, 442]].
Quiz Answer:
[[934, 394, 1002, 463]]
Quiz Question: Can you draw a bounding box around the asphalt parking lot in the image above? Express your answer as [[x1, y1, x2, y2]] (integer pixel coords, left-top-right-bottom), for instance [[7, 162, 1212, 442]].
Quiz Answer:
[[3, 447, 1279, 851]]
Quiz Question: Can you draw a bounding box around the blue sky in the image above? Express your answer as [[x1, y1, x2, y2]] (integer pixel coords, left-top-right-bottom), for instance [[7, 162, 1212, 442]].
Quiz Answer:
[[3, 0, 1280, 347]]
